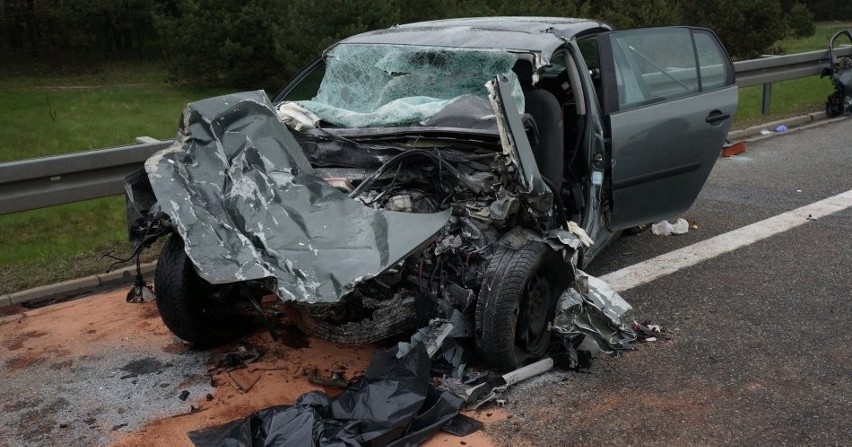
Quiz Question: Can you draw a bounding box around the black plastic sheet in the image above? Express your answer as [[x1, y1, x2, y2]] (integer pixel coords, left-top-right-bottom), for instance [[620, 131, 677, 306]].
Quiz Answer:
[[188, 344, 464, 447], [143, 91, 450, 303]]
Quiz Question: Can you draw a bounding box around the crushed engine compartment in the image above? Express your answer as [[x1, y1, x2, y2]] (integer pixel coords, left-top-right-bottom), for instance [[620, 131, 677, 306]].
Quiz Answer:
[[287, 127, 554, 342]]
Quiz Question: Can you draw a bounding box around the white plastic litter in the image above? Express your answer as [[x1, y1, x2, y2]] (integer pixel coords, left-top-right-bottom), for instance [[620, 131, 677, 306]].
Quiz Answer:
[[276, 102, 321, 131], [651, 218, 689, 236], [759, 129, 773, 135]]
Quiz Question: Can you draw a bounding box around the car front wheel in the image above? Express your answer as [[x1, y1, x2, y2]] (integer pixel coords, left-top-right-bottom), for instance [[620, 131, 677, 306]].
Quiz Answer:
[[475, 242, 568, 371], [154, 236, 251, 347]]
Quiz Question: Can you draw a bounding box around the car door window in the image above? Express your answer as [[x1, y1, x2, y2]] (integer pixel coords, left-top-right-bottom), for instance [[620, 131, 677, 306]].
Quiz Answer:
[[577, 37, 603, 105], [600, 28, 735, 113], [694, 30, 731, 90], [608, 28, 699, 110]]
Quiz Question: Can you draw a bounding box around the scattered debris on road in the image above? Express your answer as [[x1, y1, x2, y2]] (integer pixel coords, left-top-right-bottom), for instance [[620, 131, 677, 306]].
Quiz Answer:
[[186, 270, 641, 445], [651, 218, 690, 236], [305, 367, 350, 389], [0, 270, 653, 447], [632, 321, 664, 342], [0, 293, 214, 447], [211, 344, 262, 371], [225, 369, 261, 394], [189, 324, 466, 447], [721, 141, 746, 157]]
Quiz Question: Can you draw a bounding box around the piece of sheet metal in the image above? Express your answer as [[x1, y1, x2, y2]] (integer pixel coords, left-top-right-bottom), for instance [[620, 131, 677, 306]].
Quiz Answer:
[[144, 91, 450, 303], [552, 270, 636, 352], [486, 77, 552, 213]]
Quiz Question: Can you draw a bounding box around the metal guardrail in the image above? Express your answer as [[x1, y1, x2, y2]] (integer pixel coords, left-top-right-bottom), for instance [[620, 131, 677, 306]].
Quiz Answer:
[[0, 140, 171, 214], [1, 47, 851, 215], [734, 46, 852, 114]]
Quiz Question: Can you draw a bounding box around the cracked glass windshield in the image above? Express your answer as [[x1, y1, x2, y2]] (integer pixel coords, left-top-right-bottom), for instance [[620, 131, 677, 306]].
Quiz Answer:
[[285, 44, 525, 127]]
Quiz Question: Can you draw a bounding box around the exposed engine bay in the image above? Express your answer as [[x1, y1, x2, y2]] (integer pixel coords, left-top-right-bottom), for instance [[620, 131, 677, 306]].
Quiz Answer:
[[289, 121, 567, 343]]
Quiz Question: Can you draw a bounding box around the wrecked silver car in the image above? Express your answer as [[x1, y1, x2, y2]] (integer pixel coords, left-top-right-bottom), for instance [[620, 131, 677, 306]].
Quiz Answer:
[[125, 18, 737, 371]]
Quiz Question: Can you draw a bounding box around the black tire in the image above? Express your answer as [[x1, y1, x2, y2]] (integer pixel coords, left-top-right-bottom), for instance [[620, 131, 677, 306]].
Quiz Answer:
[[475, 242, 569, 371], [155, 236, 251, 347], [623, 223, 651, 235]]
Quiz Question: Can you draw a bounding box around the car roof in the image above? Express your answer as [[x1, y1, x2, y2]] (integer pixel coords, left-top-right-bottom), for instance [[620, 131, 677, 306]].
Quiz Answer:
[[336, 16, 610, 55]]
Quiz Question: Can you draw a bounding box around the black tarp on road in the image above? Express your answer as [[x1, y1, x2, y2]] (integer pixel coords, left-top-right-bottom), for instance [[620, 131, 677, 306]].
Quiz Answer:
[[188, 344, 464, 447]]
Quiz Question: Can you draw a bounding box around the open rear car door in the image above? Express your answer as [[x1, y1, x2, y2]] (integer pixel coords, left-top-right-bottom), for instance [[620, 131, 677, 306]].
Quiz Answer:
[[596, 27, 737, 230]]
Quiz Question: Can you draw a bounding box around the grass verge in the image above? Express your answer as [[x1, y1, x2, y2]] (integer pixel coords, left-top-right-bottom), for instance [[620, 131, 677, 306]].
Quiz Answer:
[[773, 21, 852, 54], [0, 197, 163, 295], [0, 62, 227, 162], [734, 76, 834, 128], [0, 85, 224, 162], [0, 62, 225, 295]]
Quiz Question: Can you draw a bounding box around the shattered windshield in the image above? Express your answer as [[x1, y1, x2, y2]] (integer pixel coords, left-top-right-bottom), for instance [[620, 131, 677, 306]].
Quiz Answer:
[[294, 44, 525, 128]]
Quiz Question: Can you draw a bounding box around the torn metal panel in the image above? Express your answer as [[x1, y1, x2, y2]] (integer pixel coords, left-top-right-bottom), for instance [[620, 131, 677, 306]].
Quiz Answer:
[[396, 320, 455, 359], [582, 272, 633, 319], [486, 77, 552, 213], [144, 91, 451, 303], [552, 270, 636, 353], [544, 227, 586, 251]]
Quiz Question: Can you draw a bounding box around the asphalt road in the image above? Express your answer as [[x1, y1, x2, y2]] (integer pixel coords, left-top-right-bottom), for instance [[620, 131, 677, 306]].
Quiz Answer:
[[489, 120, 852, 446]]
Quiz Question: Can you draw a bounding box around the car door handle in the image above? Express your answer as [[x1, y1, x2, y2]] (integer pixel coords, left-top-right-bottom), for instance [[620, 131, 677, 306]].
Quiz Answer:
[[705, 111, 730, 124]]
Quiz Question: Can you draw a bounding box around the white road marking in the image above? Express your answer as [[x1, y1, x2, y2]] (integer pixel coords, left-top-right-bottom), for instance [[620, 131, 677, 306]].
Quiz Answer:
[[600, 188, 852, 292]]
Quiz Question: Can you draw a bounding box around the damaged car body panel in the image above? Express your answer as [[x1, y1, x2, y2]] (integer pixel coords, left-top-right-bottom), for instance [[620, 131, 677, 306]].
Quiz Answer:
[[486, 78, 551, 210], [125, 17, 737, 371], [140, 91, 451, 303]]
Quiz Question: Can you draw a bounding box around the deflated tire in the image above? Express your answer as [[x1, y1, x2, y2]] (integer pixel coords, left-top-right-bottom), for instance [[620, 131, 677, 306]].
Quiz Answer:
[[154, 236, 252, 347], [475, 241, 568, 371]]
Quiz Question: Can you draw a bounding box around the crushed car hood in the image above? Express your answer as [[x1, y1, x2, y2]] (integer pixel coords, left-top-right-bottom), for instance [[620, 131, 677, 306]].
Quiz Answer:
[[144, 91, 450, 303]]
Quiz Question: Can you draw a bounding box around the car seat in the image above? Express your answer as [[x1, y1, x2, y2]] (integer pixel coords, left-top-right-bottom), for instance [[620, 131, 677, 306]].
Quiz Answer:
[[513, 60, 565, 190]]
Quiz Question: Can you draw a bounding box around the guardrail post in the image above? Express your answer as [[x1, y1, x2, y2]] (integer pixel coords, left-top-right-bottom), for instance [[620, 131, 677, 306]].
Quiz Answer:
[[761, 82, 772, 114]]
